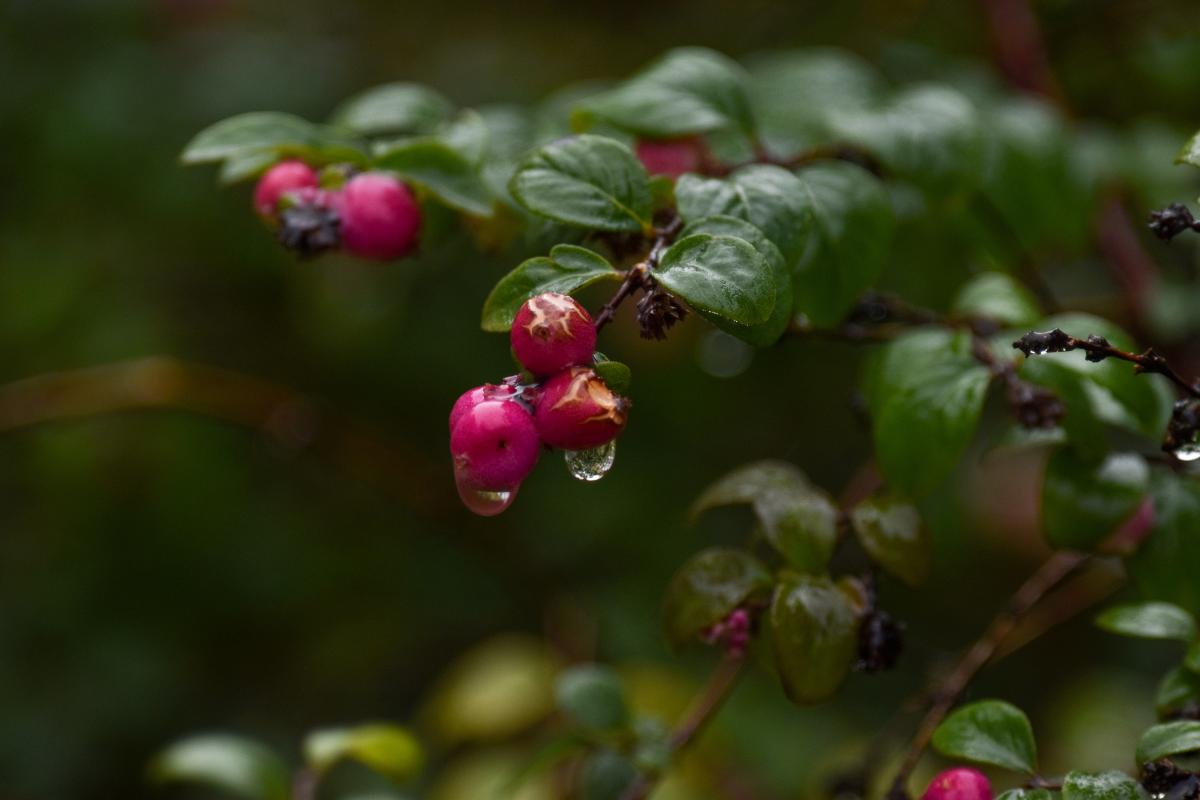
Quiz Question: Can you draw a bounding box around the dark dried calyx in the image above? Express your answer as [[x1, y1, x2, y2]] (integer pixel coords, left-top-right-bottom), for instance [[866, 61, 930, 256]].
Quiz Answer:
[[278, 202, 341, 258]]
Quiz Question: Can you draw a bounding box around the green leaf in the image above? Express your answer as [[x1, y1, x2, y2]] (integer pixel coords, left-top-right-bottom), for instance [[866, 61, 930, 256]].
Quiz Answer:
[[931, 700, 1037, 773], [1156, 666, 1200, 719], [182, 111, 365, 166], [681, 215, 792, 346], [1129, 472, 1200, 617], [373, 138, 492, 216], [554, 665, 629, 732], [1136, 721, 1200, 763], [304, 724, 423, 784], [1017, 313, 1174, 442], [149, 734, 289, 800], [1095, 602, 1197, 642], [217, 150, 279, 185], [827, 84, 984, 190], [481, 245, 619, 332], [675, 164, 811, 264], [953, 273, 1042, 328], [791, 161, 894, 326], [866, 329, 993, 496], [1042, 449, 1148, 552], [1187, 641, 1200, 674], [574, 47, 755, 138], [849, 493, 929, 586], [1061, 771, 1146, 800], [653, 233, 773, 326], [593, 360, 632, 394], [440, 109, 489, 165], [770, 573, 859, 704], [692, 460, 839, 572], [580, 749, 637, 800], [1177, 130, 1200, 168], [330, 82, 453, 136], [662, 547, 772, 647], [509, 135, 652, 232]]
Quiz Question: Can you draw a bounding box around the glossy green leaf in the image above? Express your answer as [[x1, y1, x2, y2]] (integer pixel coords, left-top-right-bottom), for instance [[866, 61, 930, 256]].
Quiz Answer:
[[792, 161, 894, 326], [952, 272, 1042, 328], [662, 547, 772, 647], [1095, 602, 1196, 641], [1129, 472, 1200, 617], [692, 460, 839, 572], [931, 700, 1037, 773], [1136, 721, 1200, 763], [681, 215, 792, 346], [1156, 666, 1200, 719], [440, 109, 489, 165], [149, 734, 289, 800], [330, 83, 453, 136], [865, 329, 993, 496], [849, 493, 929, 586], [1042, 449, 1148, 552], [1061, 771, 1145, 800], [1017, 313, 1174, 442], [653, 233, 774, 326], [182, 111, 365, 166], [770, 573, 859, 704], [304, 724, 423, 784], [554, 665, 629, 732], [826, 84, 984, 190], [1177, 130, 1200, 168], [575, 47, 755, 137], [481, 245, 619, 331], [217, 150, 279, 185], [593, 360, 632, 394], [509, 135, 652, 232], [675, 164, 811, 263], [373, 138, 492, 216], [581, 749, 637, 800]]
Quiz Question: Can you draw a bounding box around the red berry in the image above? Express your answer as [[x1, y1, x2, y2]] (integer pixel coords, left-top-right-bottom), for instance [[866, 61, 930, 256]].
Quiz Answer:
[[254, 160, 318, 218], [534, 367, 629, 450], [635, 138, 704, 178], [337, 172, 421, 261], [449, 383, 518, 433], [511, 293, 597, 376], [921, 768, 992, 800], [450, 399, 540, 490]]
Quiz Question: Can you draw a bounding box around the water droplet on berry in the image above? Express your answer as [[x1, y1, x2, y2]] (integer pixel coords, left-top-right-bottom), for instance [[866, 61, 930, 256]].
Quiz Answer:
[[564, 440, 617, 481], [1173, 443, 1200, 462], [453, 465, 517, 516]]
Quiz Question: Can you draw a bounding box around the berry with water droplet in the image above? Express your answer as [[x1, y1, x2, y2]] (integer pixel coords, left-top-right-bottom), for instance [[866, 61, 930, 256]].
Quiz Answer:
[[450, 399, 540, 490], [337, 172, 421, 261], [534, 366, 629, 450], [449, 383, 519, 433], [635, 137, 705, 178], [255, 160, 319, 219], [511, 293, 597, 376], [920, 768, 992, 800]]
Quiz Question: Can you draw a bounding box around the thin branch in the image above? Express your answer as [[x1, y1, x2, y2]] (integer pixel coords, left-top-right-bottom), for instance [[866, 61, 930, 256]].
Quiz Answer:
[[620, 653, 748, 800], [593, 215, 683, 333], [887, 551, 1088, 798], [1013, 329, 1200, 398]]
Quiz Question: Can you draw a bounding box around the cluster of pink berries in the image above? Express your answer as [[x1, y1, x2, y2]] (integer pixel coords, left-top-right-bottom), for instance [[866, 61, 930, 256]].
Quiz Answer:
[[921, 767, 992, 800], [449, 292, 630, 516], [253, 160, 422, 260]]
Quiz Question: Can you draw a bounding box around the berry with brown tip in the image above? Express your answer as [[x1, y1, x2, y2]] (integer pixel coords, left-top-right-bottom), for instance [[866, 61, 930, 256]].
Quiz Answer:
[[510, 293, 597, 376], [533, 366, 629, 450]]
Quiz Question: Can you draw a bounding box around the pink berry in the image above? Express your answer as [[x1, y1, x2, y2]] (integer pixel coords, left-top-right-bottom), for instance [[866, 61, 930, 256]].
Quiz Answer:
[[254, 160, 318, 218], [337, 172, 421, 261], [533, 367, 629, 450], [450, 400, 540, 490], [510, 293, 597, 376], [921, 768, 992, 800], [449, 383, 518, 433], [635, 138, 705, 178]]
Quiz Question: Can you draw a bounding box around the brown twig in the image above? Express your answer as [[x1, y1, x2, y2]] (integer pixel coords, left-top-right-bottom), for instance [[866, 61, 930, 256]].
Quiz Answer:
[[593, 215, 683, 333], [620, 653, 748, 800], [1013, 329, 1200, 398], [887, 551, 1088, 798]]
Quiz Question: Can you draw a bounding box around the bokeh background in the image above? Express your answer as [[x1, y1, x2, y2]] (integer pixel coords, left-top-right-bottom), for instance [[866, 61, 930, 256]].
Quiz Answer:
[[4, 1, 1200, 798]]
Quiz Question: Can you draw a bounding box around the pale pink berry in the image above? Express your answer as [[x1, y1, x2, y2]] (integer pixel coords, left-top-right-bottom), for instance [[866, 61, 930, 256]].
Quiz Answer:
[[921, 768, 992, 800], [337, 172, 421, 261], [449, 383, 518, 433], [533, 367, 628, 450], [450, 400, 540, 490], [510, 293, 596, 376], [254, 160, 318, 218], [635, 138, 704, 178]]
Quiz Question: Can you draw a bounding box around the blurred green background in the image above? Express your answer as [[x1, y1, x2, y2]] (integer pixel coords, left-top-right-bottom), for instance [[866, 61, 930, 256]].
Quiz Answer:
[[4, 1, 1200, 798]]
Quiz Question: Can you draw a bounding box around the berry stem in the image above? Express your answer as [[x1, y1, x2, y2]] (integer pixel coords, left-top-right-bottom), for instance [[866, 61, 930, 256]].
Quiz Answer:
[[620, 652, 748, 800], [593, 214, 683, 333], [886, 551, 1088, 798], [1013, 328, 1200, 398]]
